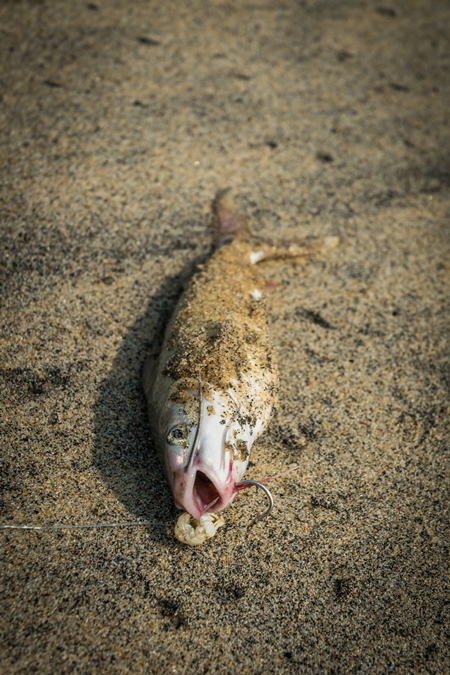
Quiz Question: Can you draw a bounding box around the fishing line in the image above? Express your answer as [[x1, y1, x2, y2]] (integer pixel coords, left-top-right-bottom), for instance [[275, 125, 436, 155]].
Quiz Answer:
[[0, 466, 300, 532], [0, 520, 169, 531]]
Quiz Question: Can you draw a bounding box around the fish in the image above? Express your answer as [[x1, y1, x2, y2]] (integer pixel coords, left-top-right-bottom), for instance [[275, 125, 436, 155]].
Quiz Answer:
[[143, 191, 337, 543]]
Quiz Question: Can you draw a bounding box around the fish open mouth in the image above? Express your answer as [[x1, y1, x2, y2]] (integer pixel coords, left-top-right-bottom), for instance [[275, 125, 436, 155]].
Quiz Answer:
[[193, 470, 222, 513]]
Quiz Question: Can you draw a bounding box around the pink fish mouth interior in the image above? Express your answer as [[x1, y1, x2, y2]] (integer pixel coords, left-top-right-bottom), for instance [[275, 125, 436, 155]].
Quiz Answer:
[[193, 471, 222, 512]]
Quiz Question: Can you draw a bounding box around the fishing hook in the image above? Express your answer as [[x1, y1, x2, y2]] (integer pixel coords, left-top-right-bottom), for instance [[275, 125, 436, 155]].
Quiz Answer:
[[236, 478, 274, 528]]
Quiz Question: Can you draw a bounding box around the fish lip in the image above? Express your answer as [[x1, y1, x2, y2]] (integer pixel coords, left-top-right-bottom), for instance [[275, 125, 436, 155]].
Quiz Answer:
[[173, 464, 235, 518]]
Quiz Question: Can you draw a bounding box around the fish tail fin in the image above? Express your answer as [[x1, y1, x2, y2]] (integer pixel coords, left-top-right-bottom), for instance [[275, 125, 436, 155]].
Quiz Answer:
[[211, 188, 247, 246]]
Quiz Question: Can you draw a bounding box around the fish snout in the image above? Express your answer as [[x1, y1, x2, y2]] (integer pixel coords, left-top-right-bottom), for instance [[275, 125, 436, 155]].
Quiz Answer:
[[172, 464, 237, 519], [163, 390, 250, 518]]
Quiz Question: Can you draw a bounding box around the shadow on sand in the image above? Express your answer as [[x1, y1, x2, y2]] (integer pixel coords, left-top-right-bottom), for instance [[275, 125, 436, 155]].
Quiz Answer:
[[91, 254, 207, 538]]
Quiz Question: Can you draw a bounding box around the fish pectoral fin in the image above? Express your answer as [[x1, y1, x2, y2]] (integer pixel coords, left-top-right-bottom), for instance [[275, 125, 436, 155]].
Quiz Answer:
[[250, 236, 338, 264]]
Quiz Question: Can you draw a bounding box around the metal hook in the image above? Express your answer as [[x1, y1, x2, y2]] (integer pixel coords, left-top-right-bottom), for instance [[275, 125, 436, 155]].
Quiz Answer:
[[236, 479, 274, 528]]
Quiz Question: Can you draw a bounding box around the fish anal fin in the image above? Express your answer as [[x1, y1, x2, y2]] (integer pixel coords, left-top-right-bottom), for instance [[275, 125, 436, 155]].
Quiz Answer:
[[262, 278, 282, 293]]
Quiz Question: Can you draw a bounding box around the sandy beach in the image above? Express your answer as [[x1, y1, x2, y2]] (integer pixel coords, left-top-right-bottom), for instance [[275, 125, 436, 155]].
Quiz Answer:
[[1, 1, 449, 672]]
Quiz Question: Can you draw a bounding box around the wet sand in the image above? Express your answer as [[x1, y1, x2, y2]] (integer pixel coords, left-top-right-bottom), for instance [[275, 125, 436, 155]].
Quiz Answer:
[[1, 1, 449, 672]]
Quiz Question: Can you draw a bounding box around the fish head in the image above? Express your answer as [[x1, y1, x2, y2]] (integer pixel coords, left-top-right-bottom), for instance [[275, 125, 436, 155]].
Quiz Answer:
[[156, 386, 254, 519]]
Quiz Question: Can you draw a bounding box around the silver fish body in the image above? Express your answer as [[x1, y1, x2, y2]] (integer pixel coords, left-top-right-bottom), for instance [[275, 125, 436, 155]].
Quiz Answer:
[[143, 234, 278, 519]]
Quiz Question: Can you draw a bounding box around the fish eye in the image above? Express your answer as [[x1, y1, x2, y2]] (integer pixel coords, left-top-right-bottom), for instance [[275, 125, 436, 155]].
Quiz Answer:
[[166, 426, 189, 446]]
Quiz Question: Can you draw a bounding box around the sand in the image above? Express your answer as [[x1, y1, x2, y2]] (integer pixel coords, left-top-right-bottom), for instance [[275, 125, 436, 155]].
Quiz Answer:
[[1, 0, 449, 672]]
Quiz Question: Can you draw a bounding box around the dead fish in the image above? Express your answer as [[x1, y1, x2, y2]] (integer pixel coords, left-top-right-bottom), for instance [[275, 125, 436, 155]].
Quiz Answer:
[[143, 191, 337, 541]]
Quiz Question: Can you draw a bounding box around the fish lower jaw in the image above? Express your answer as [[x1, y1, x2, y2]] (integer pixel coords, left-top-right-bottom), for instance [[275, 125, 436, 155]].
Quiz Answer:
[[174, 470, 236, 519]]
